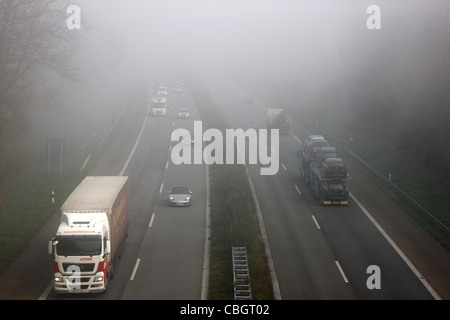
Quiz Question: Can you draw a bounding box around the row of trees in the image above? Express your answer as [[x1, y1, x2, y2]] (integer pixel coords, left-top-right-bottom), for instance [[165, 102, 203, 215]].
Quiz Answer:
[[0, 0, 80, 182]]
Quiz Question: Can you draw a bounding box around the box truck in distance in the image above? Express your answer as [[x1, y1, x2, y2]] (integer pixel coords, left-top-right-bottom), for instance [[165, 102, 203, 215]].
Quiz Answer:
[[48, 176, 129, 294]]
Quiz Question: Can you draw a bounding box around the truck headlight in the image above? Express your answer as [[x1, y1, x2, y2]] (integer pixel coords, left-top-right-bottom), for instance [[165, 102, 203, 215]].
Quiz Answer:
[[54, 277, 64, 283], [94, 276, 104, 282]]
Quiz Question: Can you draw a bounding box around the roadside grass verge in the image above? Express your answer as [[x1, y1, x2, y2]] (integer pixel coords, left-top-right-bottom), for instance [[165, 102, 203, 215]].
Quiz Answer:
[[186, 79, 274, 300], [291, 113, 450, 252], [0, 98, 130, 275]]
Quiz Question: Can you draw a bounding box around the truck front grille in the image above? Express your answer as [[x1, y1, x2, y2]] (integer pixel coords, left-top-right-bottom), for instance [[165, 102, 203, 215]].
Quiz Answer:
[[62, 263, 95, 272]]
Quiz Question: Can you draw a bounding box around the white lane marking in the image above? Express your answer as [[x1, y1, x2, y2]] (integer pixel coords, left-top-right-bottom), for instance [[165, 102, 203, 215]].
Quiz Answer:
[[159, 183, 164, 194], [294, 184, 302, 195], [351, 192, 441, 300], [38, 282, 53, 300], [119, 103, 150, 176], [165, 161, 169, 170], [79, 154, 91, 172], [311, 215, 321, 229], [148, 213, 155, 228], [335, 261, 349, 283], [281, 162, 287, 171], [130, 259, 141, 281], [289, 131, 302, 143]]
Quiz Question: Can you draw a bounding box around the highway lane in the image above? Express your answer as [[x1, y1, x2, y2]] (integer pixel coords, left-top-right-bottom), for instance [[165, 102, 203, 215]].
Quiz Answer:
[[0, 82, 148, 300], [121, 83, 207, 299], [44, 80, 167, 300], [205, 77, 436, 299], [44, 78, 207, 300]]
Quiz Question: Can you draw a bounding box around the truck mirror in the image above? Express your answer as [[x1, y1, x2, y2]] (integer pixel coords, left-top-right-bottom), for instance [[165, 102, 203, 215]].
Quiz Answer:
[[48, 241, 53, 255], [48, 239, 58, 255], [105, 240, 111, 255]]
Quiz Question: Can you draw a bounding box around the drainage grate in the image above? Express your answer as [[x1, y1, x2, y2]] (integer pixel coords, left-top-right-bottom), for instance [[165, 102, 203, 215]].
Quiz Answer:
[[232, 247, 252, 300]]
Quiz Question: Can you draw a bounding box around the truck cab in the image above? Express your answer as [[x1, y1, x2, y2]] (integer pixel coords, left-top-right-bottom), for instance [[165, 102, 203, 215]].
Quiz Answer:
[[48, 212, 112, 294]]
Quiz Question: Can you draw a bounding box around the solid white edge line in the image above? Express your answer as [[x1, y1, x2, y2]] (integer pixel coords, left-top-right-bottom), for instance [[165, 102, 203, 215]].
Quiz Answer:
[[245, 166, 282, 300], [79, 154, 91, 172], [130, 259, 141, 281], [201, 164, 211, 300], [335, 260, 349, 283], [311, 215, 321, 230], [289, 131, 302, 143], [38, 281, 53, 300], [119, 103, 150, 176], [350, 192, 441, 300]]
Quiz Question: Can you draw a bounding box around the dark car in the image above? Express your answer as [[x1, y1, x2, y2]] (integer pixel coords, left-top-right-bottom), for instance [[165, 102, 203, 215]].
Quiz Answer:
[[308, 139, 330, 158], [315, 147, 338, 162], [320, 157, 347, 178], [168, 187, 193, 206], [319, 180, 349, 202]]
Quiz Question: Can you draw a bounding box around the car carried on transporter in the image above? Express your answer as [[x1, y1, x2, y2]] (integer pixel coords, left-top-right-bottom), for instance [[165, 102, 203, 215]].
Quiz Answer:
[[298, 136, 351, 205]]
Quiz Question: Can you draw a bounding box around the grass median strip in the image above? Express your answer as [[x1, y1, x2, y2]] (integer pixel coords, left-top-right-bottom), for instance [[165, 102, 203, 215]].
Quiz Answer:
[[186, 79, 274, 300]]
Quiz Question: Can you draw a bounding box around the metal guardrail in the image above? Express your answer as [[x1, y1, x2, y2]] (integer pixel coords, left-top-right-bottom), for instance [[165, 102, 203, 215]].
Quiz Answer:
[[343, 146, 450, 235], [244, 92, 449, 236], [290, 110, 450, 235]]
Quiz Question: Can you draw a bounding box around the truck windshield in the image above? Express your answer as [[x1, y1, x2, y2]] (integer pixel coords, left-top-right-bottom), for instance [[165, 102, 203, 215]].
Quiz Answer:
[[153, 102, 166, 109], [56, 235, 102, 256]]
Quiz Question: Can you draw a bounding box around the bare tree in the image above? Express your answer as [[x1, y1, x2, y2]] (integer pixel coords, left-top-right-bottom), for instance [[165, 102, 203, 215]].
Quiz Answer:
[[0, 0, 81, 180]]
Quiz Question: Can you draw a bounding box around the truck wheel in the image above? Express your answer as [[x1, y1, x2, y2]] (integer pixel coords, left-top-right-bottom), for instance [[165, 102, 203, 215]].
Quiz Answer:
[[102, 272, 111, 294]]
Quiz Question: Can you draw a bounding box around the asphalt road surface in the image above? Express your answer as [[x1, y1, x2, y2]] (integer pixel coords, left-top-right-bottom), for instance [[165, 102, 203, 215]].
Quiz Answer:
[[205, 76, 449, 299], [0, 75, 449, 301]]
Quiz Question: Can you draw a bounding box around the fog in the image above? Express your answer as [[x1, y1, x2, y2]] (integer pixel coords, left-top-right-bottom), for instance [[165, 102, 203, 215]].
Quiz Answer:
[[37, 0, 449, 149], [72, 0, 449, 103]]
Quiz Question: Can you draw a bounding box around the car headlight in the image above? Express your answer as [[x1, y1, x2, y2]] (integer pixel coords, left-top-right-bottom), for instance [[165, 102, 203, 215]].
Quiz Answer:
[[185, 196, 191, 201], [169, 196, 174, 200]]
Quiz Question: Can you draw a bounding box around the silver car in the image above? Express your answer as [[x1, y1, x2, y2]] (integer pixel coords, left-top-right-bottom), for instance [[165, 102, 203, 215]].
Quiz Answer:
[[168, 187, 193, 206]]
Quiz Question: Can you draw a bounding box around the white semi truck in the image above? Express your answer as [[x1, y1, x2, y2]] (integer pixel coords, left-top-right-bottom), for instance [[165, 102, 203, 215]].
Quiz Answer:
[[48, 176, 129, 294]]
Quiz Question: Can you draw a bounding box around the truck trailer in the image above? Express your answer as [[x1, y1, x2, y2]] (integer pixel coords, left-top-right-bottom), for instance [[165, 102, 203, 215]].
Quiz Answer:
[[48, 176, 129, 293], [266, 108, 290, 133], [298, 141, 351, 205]]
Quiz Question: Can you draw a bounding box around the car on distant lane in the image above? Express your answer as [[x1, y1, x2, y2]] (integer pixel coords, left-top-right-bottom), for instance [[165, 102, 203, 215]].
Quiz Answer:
[[168, 187, 193, 206]]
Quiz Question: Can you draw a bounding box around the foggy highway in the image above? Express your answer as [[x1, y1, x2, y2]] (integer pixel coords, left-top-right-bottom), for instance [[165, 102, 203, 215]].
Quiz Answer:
[[0, 0, 449, 304], [204, 78, 440, 299]]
